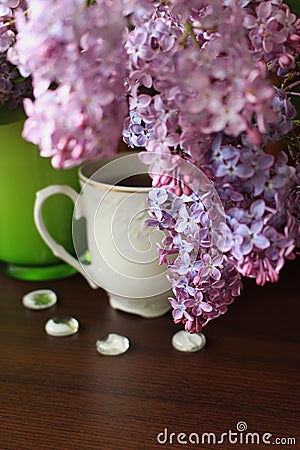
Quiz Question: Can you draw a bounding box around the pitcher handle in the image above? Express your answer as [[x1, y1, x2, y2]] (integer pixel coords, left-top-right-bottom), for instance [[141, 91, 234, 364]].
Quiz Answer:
[[34, 185, 98, 289]]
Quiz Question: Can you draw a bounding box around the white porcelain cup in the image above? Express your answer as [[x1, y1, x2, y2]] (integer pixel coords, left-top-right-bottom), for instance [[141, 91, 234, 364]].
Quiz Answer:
[[34, 153, 172, 318]]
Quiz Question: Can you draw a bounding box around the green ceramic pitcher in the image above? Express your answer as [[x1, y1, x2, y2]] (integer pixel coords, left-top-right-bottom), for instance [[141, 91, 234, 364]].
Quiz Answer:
[[0, 107, 79, 280]]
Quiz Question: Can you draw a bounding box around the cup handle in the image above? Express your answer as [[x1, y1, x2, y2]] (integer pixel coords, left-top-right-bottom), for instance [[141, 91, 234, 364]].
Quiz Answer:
[[34, 185, 98, 289]]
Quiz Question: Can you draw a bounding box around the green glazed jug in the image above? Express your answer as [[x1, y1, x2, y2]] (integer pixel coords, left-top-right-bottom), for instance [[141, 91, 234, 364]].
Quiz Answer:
[[0, 107, 79, 280]]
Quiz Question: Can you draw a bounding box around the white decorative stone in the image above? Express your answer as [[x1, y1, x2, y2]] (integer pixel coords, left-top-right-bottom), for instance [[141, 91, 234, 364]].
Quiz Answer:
[[171, 330, 206, 352], [96, 333, 130, 356], [22, 289, 57, 310], [45, 316, 79, 337]]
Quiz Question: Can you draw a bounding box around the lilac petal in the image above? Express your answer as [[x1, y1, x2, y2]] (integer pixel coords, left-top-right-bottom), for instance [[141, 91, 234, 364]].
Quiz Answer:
[[199, 265, 210, 278], [185, 311, 194, 321], [192, 305, 203, 317], [149, 188, 159, 201], [240, 149, 253, 164], [221, 146, 239, 161], [162, 36, 176, 52], [169, 297, 180, 309], [230, 208, 250, 223], [250, 199, 265, 219], [223, 235, 233, 252], [253, 234, 270, 249], [0, 6, 10, 17], [156, 189, 168, 204], [271, 28, 288, 44], [199, 228, 209, 241], [131, 124, 144, 134], [154, 122, 167, 139], [212, 134, 222, 152], [134, 30, 148, 46], [210, 114, 227, 132], [137, 94, 152, 107], [243, 14, 257, 29], [264, 226, 277, 241], [134, 135, 147, 146], [175, 218, 188, 233], [230, 191, 245, 202], [262, 37, 274, 54], [194, 290, 203, 301], [202, 253, 211, 264], [232, 244, 243, 260], [258, 154, 273, 170], [212, 255, 223, 266], [173, 309, 183, 321], [236, 224, 250, 237], [241, 239, 253, 255], [211, 267, 221, 281], [272, 176, 286, 189], [185, 299, 196, 308], [257, 1, 272, 20], [251, 220, 263, 234], [179, 205, 189, 219], [252, 172, 266, 196], [8, 0, 20, 7], [266, 246, 279, 259], [236, 165, 254, 179], [201, 302, 213, 312], [182, 252, 191, 266], [187, 286, 196, 296], [199, 211, 210, 227], [215, 164, 228, 178], [166, 134, 180, 147], [146, 218, 160, 228]]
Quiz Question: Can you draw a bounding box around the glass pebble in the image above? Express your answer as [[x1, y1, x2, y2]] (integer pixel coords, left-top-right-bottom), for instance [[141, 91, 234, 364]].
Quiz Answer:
[[22, 289, 57, 310], [96, 333, 130, 356], [45, 316, 79, 337], [171, 330, 206, 352]]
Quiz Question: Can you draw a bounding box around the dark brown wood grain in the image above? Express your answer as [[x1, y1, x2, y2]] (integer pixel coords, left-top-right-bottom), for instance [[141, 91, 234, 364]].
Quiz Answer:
[[0, 260, 299, 450]]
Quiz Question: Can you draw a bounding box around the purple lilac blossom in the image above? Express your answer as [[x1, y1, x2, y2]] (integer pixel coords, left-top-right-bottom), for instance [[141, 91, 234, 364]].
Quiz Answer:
[[0, 0, 32, 109], [10, 0, 127, 168], [3, 0, 299, 333], [243, 0, 300, 74]]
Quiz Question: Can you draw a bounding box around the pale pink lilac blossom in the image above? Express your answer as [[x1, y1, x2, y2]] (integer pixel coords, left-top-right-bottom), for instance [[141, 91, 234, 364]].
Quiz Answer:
[[10, 0, 127, 167], [3, 0, 299, 332], [0, 0, 32, 107]]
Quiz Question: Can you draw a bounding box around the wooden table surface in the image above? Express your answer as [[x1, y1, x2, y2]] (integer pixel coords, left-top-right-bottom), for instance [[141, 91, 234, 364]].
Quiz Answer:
[[0, 260, 299, 450]]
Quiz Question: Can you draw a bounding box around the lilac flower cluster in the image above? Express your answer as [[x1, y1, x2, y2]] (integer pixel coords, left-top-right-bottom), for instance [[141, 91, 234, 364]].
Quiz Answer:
[[123, 1, 296, 151], [243, 0, 300, 74], [147, 187, 243, 334], [147, 136, 299, 332], [10, 0, 127, 168], [122, 0, 300, 332], [4, 0, 300, 332], [0, 0, 32, 108], [210, 137, 298, 285]]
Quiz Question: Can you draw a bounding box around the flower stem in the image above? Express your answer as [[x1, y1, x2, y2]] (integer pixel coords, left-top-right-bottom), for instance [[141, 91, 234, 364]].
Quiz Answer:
[[286, 80, 300, 90], [180, 21, 200, 48]]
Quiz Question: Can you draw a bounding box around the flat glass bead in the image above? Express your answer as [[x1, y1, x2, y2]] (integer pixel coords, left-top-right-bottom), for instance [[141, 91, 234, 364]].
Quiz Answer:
[[171, 330, 206, 352], [96, 333, 130, 356], [22, 289, 57, 310], [45, 316, 79, 337]]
